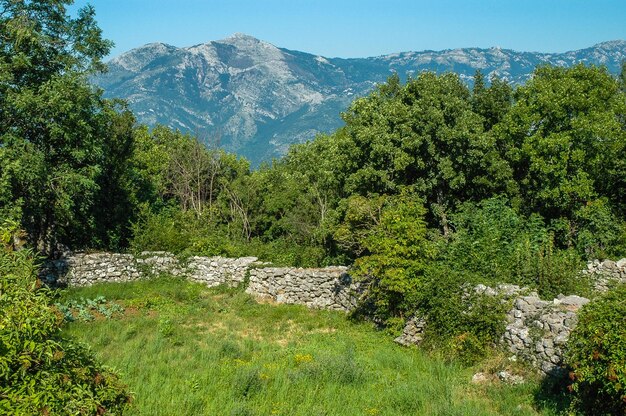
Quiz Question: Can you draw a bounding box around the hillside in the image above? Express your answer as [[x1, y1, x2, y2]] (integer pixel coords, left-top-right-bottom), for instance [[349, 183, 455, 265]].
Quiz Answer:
[[94, 35, 626, 164]]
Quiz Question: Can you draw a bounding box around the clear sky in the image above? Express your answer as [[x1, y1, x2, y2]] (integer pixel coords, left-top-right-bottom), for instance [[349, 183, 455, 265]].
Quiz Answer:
[[70, 0, 626, 59]]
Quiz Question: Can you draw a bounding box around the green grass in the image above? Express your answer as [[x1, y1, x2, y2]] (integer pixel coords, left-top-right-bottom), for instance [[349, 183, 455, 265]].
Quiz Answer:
[[59, 277, 565, 416]]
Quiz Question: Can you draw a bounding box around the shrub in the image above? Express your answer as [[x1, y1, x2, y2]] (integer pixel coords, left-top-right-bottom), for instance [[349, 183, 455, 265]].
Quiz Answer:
[[341, 191, 434, 324], [418, 267, 510, 363], [565, 284, 626, 415], [443, 197, 586, 298], [0, 244, 131, 414], [130, 205, 330, 267], [572, 199, 626, 260]]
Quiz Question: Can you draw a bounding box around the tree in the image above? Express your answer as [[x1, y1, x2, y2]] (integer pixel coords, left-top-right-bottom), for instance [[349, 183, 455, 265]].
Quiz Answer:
[[0, 0, 116, 252], [495, 64, 626, 248], [472, 70, 513, 130], [336, 72, 512, 233], [0, 1, 111, 85], [337, 191, 433, 322], [92, 101, 138, 249]]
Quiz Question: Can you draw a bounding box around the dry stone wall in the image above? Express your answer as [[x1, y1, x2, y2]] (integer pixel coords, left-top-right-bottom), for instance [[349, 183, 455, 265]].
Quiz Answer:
[[247, 266, 359, 311], [396, 256, 626, 377], [42, 252, 259, 288], [44, 251, 626, 376], [186, 256, 258, 287], [42, 252, 359, 311], [502, 294, 589, 375], [584, 258, 626, 292]]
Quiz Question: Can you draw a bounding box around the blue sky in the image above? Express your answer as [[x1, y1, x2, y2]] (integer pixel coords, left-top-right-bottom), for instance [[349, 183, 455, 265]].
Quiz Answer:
[[71, 0, 626, 58]]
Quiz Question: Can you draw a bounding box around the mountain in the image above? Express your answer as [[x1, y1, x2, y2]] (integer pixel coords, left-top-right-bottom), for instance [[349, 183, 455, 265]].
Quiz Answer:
[[94, 35, 626, 165]]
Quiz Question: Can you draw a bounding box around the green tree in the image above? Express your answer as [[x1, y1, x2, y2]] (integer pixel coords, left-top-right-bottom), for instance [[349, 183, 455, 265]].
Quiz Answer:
[[338, 191, 433, 322], [337, 72, 512, 233], [496, 64, 626, 248], [472, 70, 513, 130], [92, 101, 138, 249], [0, 0, 117, 252]]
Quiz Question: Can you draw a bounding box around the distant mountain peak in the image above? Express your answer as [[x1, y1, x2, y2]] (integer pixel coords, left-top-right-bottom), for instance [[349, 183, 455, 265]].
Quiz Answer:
[[110, 42, 179, 72], [96, 39, 626, 165], [592, 39, 626, 49], [223, 32, 259, 41], [219, 33, 268, 47]]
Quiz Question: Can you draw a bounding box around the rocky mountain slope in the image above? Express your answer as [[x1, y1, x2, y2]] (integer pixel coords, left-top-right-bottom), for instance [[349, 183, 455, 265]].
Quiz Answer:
[[94, 35, 626, 165]]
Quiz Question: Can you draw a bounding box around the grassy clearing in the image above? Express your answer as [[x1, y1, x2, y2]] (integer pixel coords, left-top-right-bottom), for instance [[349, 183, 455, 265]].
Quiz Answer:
[[59, 277, 564, 416]]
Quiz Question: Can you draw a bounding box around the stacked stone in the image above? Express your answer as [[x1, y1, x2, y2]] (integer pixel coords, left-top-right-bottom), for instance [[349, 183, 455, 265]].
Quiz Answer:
[[502, 294, 589, 375], [584, 258, 626, 292], [394, 315, 427, 346], [60, 253, 141, 287], [138, 251, 184, 276], [44, 252, 260, 288], [472, 283, 528, 298], [186, 256, 258, 287], [247, 266, 358, 311]]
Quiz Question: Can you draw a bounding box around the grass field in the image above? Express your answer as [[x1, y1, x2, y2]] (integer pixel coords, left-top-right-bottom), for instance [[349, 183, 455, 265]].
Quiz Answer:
[[58, 277, 566, 416]]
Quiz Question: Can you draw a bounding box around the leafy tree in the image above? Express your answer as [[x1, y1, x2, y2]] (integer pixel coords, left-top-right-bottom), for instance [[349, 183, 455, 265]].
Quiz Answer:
[[0, 0, 120, 252], [472, 70, 513, 130], [91, 102, 138, 249], [0, 1, 111, 84], [335, 72, 512, 233], [496, 64, 626, 248], [339, 191, 433, 322], [0, 74, 110, 251]]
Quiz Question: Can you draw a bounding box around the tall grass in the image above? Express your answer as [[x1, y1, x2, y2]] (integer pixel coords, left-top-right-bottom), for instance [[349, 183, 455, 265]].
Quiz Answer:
[[60, 278, 560, 415]]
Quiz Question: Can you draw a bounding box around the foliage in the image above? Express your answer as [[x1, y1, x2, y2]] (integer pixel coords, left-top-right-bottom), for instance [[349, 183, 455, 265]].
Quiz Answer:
[[419, 268, 510, 363], [472, 70, 513, 131], [565, 284, 626, 415], [0, 0, 139, 252], [570, 198, 626, 259], [496, 64, 626, 245], [341, 191, 433, 321], [129, 205, 328, 266], [414, 197, 587, 361], [335, 72, 512, 233], [441, 197, 587, 298], [0, 231, 130, 414]]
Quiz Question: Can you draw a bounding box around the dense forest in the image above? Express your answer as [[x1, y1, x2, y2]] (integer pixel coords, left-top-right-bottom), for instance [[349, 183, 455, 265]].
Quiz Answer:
[[2, 1, 626, 414]]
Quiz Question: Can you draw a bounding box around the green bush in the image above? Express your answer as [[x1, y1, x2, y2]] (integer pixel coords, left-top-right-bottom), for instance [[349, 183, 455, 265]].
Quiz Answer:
[[130, 205, 197, 254], [572, 199, 626, 260], [341, 192, 433, 324], [418, 267, 510, 363], [130, 205, 330, 267], [442, 197, 586, 298], [565, 284, 626, 415], [0, 247, 131, 415]]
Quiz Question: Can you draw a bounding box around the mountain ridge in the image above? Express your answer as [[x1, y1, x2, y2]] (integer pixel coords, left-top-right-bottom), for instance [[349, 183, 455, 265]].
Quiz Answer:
[[94, 35, 626, 165]]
